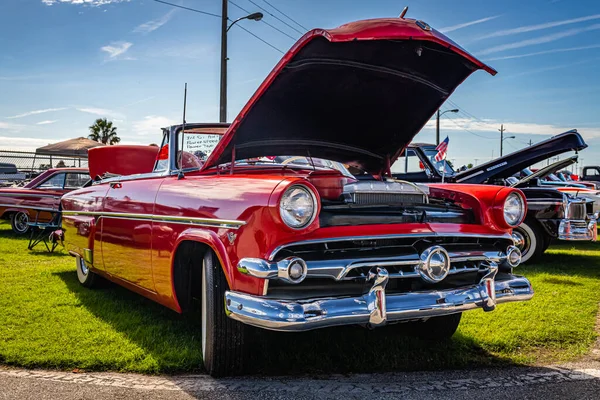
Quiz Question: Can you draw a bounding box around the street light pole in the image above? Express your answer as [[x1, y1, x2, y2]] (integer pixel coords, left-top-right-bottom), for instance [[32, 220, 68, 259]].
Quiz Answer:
[[499, 124, 515, 157], [219, 2, 263, 123], [219, 0, 228, 123], [436, 108, 459, 144]]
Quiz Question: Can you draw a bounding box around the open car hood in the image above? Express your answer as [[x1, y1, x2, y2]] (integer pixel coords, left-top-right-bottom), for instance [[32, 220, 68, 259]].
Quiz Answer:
[[456, 130, 587, 184], [511, 156, 578, 188], [202, 17, 496, 175]]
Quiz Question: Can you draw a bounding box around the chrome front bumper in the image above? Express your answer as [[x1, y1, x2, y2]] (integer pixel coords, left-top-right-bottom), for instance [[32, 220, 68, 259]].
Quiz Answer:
[[558, 218, 597, 241], [224, 267, 533, 332]]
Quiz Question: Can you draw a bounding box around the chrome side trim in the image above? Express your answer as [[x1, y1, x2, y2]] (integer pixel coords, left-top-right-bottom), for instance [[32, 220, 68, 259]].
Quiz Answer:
[[0, 193, 61, 199], [224, 270, 534, 332], [0, 204, 58, 212], [94, 171, 169, 185], [268, 233, 513, 261], [62, 210, 246, 229]]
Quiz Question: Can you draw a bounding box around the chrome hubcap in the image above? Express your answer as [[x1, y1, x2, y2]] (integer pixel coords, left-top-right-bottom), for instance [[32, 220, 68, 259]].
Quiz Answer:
[[513, 230, 530, 256], [14, 213, 28, 232], [79, 257, 88, 275]]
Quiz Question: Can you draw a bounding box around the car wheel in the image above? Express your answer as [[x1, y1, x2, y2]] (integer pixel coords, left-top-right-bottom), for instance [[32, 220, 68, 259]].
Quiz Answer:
[[542, 235, 552, 252], [513, 218, 546, 264], [404, 313, 462, 340], [10, 211, 29, 234], [201, 249, 246, 377], [76, 255, 98, 288]]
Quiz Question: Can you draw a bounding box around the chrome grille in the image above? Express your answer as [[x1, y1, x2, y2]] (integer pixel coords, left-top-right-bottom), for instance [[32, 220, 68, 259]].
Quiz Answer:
[[351, 192, 426, 205], [567, 201, 586, 220]]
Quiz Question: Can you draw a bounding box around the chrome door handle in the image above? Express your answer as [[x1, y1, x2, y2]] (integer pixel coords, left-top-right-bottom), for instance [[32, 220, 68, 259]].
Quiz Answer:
[[110, 182, 122, 189]]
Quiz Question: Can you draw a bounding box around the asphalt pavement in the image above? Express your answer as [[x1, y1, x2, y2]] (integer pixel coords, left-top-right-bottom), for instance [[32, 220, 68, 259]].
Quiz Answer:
[[2, 361, 600, 400]]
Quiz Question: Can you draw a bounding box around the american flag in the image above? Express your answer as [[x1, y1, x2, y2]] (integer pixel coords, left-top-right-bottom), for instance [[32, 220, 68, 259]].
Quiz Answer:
[[435, 136, 449, 162]]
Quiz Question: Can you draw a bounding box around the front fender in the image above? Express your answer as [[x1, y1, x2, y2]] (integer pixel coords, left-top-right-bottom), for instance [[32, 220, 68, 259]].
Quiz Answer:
[[172, 228, 265, 301], [428, 184, 527, 232]]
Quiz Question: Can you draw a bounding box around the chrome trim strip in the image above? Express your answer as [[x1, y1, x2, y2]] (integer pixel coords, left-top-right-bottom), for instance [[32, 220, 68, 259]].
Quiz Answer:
[[62, 210, 246, 229], [0, 203, 58, 212], [527, 200, 563, 205], [0, 193, 61, 199], [225, 271, 534, 332], [95, 171, 169, 185], [268, 233, 513, 261]]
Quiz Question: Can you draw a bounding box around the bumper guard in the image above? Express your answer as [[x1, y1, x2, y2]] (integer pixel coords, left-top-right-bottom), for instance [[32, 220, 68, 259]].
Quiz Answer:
[[224, 265, 533, 332]]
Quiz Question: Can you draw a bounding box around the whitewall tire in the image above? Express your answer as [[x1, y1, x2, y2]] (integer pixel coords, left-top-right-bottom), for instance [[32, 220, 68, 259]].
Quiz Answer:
[[201, 250, 246, 377], [513, 219, 546, 264], [76, 256, 98, 288]]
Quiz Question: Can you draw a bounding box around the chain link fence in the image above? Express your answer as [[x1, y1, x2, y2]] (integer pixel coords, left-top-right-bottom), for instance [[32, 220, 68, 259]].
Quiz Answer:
[[0, 150, 88, 180]]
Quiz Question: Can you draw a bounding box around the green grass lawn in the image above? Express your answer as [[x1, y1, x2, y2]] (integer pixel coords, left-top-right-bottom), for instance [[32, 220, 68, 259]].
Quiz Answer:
[[0, 220, 599, 375]]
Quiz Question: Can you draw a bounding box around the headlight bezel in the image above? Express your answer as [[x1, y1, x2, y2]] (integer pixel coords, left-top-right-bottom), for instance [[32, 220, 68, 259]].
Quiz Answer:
[[278, 184, 318, 230], [503, 192, 525, 227]]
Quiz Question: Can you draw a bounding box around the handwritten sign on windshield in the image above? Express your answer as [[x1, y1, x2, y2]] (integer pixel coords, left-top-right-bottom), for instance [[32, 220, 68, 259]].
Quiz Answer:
[[184, 134, 222, 160]]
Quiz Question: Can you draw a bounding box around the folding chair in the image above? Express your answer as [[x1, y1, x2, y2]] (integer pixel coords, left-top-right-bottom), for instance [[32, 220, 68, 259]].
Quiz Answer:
[[27, 210, 62, 253]]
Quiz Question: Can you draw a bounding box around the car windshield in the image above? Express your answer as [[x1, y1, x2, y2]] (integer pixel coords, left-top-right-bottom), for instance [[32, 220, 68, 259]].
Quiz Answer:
[[548, 173, 562, 181], [422, 148, 455, 175], [234, 156, 356, 177]]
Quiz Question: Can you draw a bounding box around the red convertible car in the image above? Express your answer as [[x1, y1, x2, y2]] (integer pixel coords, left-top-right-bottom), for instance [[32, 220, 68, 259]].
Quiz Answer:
[[61, 16, 533, 376], [0, 167, 89, 234]]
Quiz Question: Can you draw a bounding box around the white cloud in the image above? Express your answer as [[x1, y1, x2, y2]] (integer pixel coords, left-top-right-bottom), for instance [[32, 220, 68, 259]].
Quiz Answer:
[[133, 116, 177, 136], [133, 10, 177, 34], [36, 120, 59, 125], [100, 41, 133, 59], [477, 24, 600, 55], [476, 13, 600, 40], [423, 117, 600, 139], [42, 0, 130, 6], [77, 107, 124, 119], [6, 107, 68, 119], [0, 122, 25, 131], [439, 15, 501, 34], [0, 136, 69, 151], [485, 44, 600, 61]]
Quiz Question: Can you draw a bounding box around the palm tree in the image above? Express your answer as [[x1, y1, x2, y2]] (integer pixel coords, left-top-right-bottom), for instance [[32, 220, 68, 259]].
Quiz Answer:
[[88, 118, 120, 145]]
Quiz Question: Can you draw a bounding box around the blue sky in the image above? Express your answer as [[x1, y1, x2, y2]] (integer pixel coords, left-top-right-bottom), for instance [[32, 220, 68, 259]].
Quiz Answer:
[[1, 0, 599, 170]]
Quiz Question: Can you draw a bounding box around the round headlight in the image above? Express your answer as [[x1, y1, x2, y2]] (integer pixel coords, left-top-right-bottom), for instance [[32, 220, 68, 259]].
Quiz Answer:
[[504, 193, 524, 226], [279, 185, 317, 229]]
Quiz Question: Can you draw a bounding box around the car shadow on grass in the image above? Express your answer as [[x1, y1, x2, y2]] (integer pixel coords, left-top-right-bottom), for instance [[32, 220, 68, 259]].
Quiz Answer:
[[54, 270, 518, 376]]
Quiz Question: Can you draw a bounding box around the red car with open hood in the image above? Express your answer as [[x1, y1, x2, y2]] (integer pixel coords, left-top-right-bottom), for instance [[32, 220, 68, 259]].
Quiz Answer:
[[60, 16, 533, 376]]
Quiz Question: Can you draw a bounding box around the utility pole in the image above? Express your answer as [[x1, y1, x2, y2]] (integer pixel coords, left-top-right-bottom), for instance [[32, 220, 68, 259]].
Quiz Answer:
[[219, 0, 228, 123], [499, 124, 505, 156], [528, 139, 533, 146]]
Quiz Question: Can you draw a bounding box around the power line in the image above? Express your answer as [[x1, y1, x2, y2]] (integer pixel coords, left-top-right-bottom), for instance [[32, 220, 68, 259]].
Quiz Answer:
[[151, 0, 285, 53], [445, 99, 490, 126], [442, 113, 497, 139], [229, 0, 298, 40], [151, 0, 220, 18], [261, 0, 309, 31], [238, 0, 305, 35], [234, 24, 285, 53]]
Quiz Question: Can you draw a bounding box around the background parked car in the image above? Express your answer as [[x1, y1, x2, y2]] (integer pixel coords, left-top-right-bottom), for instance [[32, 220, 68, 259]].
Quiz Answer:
[[0, 168, 89, 234], [391, 131, 597, 263]]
